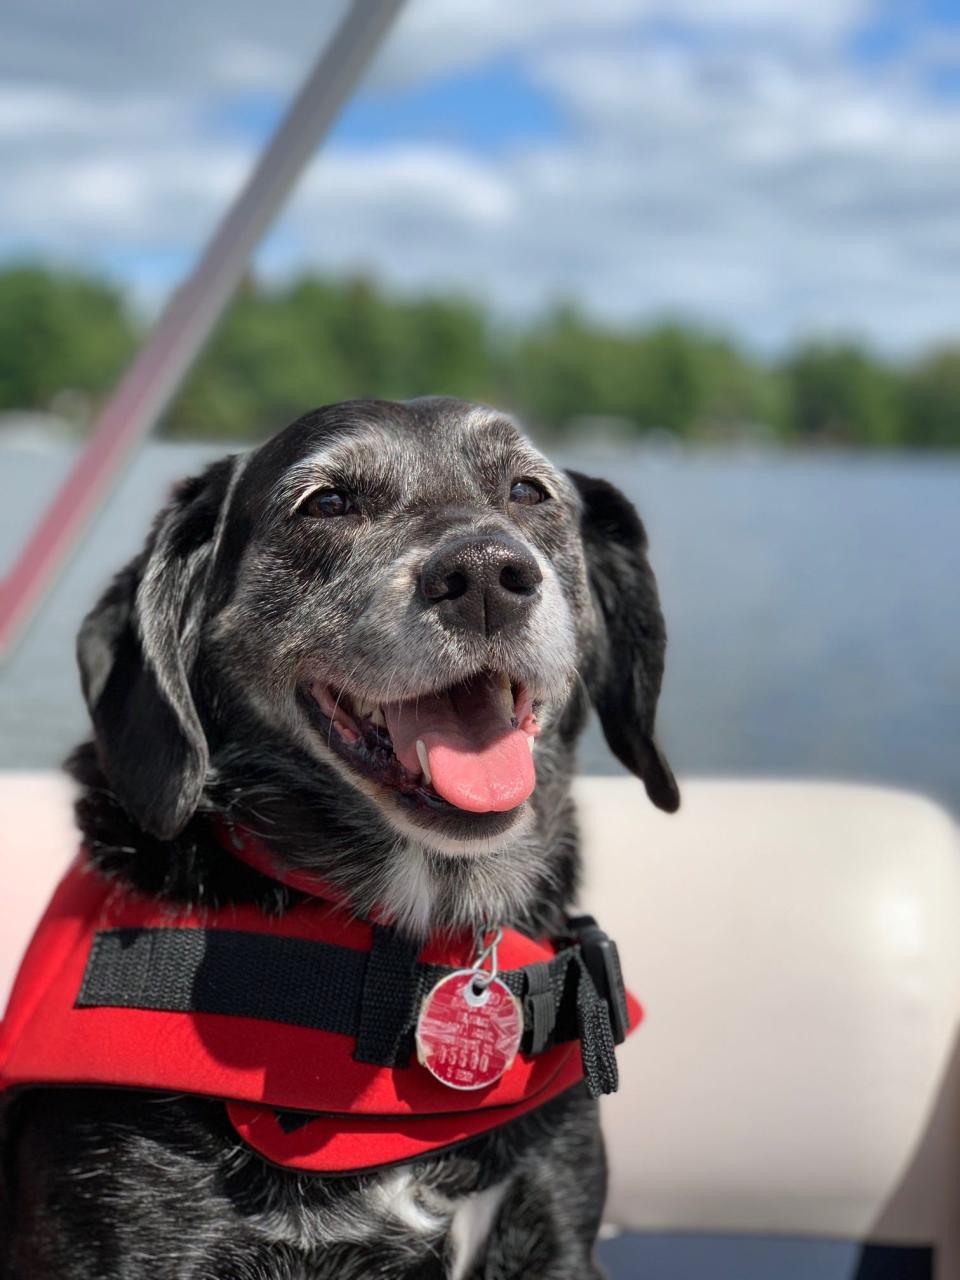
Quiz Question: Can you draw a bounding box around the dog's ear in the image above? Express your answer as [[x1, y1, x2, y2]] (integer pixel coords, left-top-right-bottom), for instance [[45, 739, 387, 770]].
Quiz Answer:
[[77, 456, 240, 840], [568, 470, 680, 813]]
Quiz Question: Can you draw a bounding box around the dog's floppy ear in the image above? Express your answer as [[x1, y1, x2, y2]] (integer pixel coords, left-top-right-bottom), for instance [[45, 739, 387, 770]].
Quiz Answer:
[[568, 470, 680, 813], [77, 456, 239, 840]]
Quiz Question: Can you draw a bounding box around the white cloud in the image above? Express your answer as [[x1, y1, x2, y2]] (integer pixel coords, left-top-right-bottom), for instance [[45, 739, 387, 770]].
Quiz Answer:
[[302, 146, 515, 226], [0, 0, 871, 98], [377, 0, 874, 88], [1, 0, 959, 354], [271, 33, 960, 352], [0, 1, 344, 97]]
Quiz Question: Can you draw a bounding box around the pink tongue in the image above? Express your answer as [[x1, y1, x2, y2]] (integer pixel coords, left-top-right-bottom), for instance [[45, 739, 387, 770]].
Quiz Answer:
[[384, 678, 535, 813]]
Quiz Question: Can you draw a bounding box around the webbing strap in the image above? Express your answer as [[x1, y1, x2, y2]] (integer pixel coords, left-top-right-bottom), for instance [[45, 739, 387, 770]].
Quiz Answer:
[[76, 925, 622, 1096], [78, 928, 365, 1035], [353, 925, 421, 1067]]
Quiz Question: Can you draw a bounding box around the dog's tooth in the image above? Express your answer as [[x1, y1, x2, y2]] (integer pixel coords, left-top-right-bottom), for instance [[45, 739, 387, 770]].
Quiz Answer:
[[496, 674, 514, 716], [527, 735, 536, 754], [415, 739, 432, 786], [370, 707, 386, 728]]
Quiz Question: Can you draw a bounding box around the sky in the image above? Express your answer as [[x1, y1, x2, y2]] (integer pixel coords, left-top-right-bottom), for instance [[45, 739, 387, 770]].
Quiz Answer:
[[1, 0, 960, 355]]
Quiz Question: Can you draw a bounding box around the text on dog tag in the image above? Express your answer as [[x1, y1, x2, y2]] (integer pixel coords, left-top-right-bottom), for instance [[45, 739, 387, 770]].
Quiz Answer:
[[415, 970, 523, 1090]]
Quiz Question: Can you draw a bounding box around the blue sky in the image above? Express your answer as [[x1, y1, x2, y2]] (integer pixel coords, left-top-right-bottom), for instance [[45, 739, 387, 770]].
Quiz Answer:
[[336, 58, 570, 155], [2, 0, 960, 353], [224, 8, 960, 153], [209, 56, 569, 157]]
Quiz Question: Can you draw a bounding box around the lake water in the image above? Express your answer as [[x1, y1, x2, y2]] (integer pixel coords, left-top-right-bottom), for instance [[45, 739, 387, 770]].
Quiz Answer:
[[2, 439, 958, 817]]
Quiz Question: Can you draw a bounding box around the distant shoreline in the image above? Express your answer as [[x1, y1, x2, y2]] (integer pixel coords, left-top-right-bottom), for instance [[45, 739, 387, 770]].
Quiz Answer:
[[2, 264, 958, 450]]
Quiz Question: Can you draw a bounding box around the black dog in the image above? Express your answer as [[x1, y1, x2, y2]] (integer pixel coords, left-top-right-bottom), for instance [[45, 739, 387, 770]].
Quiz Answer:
[[0, 398, 677, 1279]]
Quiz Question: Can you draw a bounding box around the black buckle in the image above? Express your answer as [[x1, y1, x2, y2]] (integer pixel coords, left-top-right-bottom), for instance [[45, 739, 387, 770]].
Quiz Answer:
[[566, 914, 629, 1045]]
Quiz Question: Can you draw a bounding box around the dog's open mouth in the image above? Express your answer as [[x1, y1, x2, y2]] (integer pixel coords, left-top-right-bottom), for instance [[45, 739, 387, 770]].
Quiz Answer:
[[305, 673, 540, 815]]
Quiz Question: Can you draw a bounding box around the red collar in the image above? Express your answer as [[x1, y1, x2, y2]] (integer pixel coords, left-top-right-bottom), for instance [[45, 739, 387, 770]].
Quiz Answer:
[[215, 819, 352, 903]]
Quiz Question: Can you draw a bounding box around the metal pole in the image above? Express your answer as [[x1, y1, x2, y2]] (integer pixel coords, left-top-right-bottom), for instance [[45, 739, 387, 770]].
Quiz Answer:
[[0, 0, 406, 661]]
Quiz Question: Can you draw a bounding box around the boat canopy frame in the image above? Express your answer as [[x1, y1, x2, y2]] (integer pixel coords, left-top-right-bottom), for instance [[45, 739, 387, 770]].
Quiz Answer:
[[0, 0, 407, 661]]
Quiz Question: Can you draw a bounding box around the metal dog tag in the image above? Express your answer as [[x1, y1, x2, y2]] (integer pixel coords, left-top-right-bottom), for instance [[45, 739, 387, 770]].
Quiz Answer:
[[415, 970, 523, 1091]]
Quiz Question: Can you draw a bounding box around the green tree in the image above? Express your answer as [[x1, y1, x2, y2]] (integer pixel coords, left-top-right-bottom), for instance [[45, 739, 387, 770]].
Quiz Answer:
[[170, 282, 353, 439], [7, 263, 960, 451], [509, 310, 781, 438], [169, 276, 500, 438], [901, 349, 960, 448], [780, 342, 902, 446], [683, 333, 785, 439], [400, 293, 496, 402], [0, 265, 135, 413], [509, 304, 618, 430]]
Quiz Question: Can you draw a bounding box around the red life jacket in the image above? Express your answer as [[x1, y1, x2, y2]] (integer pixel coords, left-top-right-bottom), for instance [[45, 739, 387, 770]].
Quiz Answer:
[[0, 827, 640, 1175]]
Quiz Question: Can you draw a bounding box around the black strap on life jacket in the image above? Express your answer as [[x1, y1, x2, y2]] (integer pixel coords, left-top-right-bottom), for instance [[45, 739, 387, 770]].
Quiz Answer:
[[76, 915, 627, 1097]]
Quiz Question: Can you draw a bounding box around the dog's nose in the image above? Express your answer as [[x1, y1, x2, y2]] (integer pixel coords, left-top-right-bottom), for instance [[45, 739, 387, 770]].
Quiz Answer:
[[420, 536, 542, 636]]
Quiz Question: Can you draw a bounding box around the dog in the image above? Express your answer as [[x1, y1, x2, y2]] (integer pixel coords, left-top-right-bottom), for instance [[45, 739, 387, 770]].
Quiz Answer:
[[0, 397, 678, 1279]]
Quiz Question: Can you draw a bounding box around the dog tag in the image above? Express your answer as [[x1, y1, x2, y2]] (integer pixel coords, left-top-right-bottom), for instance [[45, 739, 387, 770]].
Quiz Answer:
[[416, 970, 523, 1091]]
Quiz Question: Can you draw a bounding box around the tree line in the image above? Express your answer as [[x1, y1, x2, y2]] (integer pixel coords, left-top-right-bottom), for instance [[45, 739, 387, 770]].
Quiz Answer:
[[1, 264, 957, 448]]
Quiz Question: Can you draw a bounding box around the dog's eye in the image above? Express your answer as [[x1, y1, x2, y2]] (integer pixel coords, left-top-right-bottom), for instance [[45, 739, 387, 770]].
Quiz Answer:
[[509, 479, 547, 506], [302, 488, 354, 518]]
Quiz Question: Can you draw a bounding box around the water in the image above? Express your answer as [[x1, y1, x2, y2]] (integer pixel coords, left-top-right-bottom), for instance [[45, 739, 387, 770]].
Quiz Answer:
[[2, 440, 958, 816]]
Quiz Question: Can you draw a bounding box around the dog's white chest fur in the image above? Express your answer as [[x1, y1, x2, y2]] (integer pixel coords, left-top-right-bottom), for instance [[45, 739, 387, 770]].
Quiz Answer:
[[370, 1168, 509, 1277], [447, 1180, 510, 1279]]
